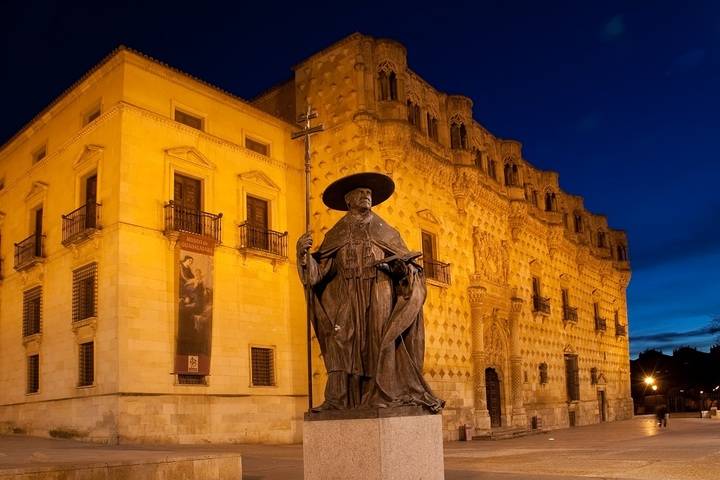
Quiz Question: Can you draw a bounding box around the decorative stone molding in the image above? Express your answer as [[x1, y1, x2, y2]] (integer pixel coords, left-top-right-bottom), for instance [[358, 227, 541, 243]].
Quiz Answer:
[[467, 286, 487, 308], [510, 297, 524, 315], [73, 144, 104, 171]]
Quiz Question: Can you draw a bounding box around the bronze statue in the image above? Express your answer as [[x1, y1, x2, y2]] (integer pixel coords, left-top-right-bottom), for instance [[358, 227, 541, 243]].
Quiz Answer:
[[297, 172, 444, 413]]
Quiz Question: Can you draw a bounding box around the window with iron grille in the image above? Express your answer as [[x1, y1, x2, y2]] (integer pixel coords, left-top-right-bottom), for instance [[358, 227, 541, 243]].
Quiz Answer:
[[73, 263, 97, 322], [78, 341, 94, 386], [178, 374, 206, 385], [251, 346, 276, 387], [565, 354, 580, 401], [27, 354, 39, 394], [22, 286, 42, 337]]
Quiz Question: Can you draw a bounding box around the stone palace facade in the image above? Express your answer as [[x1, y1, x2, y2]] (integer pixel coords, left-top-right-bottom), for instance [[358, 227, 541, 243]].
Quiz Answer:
[[0, 33, 632, 443]]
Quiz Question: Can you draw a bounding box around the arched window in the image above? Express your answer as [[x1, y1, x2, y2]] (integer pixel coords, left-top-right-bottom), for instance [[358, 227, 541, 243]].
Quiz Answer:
[[539, 363, 548, 384], [574, 213, 583, 233], [616, 244, 628, 261], [450, 121, 467, 149], [487, 158, 497, 180], [378, 69, 398, 101], [406, 100, 421, 128], [545, 191, 557, 212], [473, 148, 483, 169], [504, 162, 519, 187], [597, 231, 607, 248], [426, 113, 438, 141]]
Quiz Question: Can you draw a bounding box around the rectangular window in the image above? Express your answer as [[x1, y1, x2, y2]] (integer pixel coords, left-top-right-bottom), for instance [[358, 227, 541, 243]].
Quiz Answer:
[[564, 354, 579, 401], [532, 277, 541, 297], [73, 263, 98, 322], [561, 289, 569, 310], [174, 109, 203, 130], [84, 107, 101, 125], [78, 341, 94, 387], [251, 346, 276, 387], [23, 286, 42, 337], [32, 145, 47, 164], [245, 137, 269, 156], [27, 354, 39, 394]]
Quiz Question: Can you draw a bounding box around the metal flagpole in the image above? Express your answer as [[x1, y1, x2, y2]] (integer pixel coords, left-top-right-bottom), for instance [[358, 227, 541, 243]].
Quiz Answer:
[[291, 105, 323, 411]]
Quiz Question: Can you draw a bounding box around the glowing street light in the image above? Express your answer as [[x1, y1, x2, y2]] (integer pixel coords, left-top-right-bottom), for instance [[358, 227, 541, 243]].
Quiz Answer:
[[644, 376, 655, 386], [651, 385, 658, 391]]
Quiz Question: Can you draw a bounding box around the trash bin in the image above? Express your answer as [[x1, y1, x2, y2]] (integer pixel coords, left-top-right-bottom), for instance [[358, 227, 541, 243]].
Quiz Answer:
[[459, 424, 473, 441]]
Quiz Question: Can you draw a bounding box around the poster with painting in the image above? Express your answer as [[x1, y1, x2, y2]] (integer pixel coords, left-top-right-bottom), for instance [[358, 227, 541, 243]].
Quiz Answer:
[[175, 234, 214, 375]]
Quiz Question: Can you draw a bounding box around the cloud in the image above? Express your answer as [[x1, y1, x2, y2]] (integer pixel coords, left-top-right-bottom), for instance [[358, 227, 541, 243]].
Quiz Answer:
[[630, 323, 720, 343], [602, 15, 625, 40], [630, 318, 720, 356]]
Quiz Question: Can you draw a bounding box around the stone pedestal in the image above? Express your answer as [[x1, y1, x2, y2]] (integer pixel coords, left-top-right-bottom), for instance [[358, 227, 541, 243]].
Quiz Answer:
[[303, 408, 444, 480]]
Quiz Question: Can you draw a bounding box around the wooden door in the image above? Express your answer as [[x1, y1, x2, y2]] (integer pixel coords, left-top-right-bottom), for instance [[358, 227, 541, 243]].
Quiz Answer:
[[174, 174, 202, 234], [486, 368, 502, 428], [34, 208, 43, 256], [422, 231, 435, 278], [598, 390, 606, 422], [85, 174, 97, 229], [247, 196, 269, 249]]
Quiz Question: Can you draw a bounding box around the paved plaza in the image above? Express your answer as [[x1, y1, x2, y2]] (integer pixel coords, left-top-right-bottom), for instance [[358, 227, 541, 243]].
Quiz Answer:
[[0, 416, 717, 479]]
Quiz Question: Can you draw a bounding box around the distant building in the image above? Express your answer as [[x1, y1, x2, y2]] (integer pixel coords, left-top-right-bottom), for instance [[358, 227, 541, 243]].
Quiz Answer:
[[0, 33, 632, 444]]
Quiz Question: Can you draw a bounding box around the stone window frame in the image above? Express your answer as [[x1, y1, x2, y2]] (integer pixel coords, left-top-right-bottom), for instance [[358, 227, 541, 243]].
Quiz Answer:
[[171, 100, 207, 132], [82, 100, 103, 126]]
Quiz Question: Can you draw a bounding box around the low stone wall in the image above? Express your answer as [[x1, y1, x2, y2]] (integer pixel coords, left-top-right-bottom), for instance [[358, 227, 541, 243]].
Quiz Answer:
[[0, 394, 305, 444], [118, 394, 305, 444], [0, 395, 119, 443]]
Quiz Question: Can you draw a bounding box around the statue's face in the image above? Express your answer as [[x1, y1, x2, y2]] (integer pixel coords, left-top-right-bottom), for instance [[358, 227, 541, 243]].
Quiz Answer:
[[345, 187, 372, 211]]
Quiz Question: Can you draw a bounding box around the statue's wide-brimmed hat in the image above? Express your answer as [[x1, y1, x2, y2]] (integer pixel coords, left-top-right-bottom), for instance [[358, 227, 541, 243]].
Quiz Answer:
[[322, 172, 395, 211]]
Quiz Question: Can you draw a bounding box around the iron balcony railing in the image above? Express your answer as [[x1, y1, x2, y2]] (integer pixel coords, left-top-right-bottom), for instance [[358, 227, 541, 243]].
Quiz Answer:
[[615, 323, 627, 337], [595, 316, 607, 332], [164, 201, 222, 243], [62, 202, 101, 245], [533, 295, 551, 314], [563, 306, 578, 323], [423, 259, 451, 284], [238, 222, 288, 258], [14, 233, 45, 270]]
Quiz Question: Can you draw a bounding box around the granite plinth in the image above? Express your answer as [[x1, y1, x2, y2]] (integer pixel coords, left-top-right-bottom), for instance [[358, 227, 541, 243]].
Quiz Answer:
[[303, 409, 444, 480]]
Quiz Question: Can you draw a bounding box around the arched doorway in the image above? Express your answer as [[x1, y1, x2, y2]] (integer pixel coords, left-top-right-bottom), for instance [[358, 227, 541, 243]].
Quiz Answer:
[[486, 368, 502, 428]]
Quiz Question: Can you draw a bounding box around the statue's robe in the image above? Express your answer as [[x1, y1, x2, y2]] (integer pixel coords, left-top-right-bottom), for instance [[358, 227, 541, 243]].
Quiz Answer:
[[301, 211, 443, 412]]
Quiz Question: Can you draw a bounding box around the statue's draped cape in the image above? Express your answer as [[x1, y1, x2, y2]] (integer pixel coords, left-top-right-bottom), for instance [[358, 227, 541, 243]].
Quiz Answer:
[[302, 212, 443, 412]]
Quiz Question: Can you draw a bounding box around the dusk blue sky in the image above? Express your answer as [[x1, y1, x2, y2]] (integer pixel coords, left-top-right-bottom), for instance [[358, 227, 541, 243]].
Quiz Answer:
[[2, 1, 718, 356]]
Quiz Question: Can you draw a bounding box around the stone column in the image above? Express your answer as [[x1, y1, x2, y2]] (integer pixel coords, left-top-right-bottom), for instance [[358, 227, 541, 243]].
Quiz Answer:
[[468, 285, 490, 431], [509, 297, 527, 428]]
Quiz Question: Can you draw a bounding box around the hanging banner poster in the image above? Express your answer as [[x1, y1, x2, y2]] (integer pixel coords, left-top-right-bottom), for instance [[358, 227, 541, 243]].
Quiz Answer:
[[175, 234, 215, 376]]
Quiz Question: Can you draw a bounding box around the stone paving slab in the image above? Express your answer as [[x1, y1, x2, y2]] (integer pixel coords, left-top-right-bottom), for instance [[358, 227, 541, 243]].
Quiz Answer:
[[0, 417, 718, 479]]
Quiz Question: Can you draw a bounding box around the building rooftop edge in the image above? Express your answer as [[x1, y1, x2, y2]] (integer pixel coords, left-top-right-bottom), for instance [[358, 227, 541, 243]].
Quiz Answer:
[[0, 44, 298, 156]]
